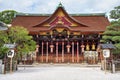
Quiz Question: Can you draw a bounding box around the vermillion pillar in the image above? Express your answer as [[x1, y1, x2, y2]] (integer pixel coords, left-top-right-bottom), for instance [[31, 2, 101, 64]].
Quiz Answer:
[[46, 42, 48, 62], [62, 42, 64, 62], [66, 44, 71, 63], [35, 45, 39, 62], [56, 42, 58, 62], [72, 42, 74, 62], [41, 42, 44, 62], [50, 44, 54, 62], [77, 42, 79, 63]]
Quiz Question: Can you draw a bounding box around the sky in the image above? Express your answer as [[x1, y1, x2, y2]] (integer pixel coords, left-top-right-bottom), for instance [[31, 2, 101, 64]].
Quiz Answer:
[[0, 0, 120, 15]]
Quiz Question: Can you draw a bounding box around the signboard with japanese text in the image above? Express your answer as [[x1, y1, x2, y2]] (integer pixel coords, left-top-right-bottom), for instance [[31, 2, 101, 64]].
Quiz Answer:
[[7, 50, 14, 58], [103, 49, 110, 58]]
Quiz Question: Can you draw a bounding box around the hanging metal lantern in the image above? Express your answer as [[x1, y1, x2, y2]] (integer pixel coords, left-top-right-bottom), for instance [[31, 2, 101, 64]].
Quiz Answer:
[[66, 44, 71, 53], [50, 44, 54, 53], [36, 45, 39, 52], [81, 44, 85, 52], [86, 43, 90, 51], [92, 43, 95, 50]]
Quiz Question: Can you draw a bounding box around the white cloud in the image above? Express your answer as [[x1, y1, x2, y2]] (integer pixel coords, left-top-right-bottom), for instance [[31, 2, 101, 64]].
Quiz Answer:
[[0, 0, 120, 14]]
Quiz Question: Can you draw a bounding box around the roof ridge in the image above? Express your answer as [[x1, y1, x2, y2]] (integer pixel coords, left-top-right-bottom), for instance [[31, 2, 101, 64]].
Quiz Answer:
[[70, 13, 106, 16], [16, 13, 106, 16]]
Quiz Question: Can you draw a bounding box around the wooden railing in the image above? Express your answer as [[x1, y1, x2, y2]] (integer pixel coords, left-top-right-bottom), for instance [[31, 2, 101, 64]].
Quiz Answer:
[[36, 54, 84, 63]]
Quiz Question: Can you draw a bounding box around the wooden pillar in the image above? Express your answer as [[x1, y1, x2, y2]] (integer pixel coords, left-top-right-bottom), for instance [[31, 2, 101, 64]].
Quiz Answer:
[[62, 42, 64, 62], [41, 42, 44, 62], [80, 43, 85, 63], [77, 42, 79, 63], [50, 44, 54, 63], [56, 42, 58, 62], [46, 42, 48, 62], [72, 42, 74, 62], [66, 44, 71, 63], [35, 45, 39, 62]]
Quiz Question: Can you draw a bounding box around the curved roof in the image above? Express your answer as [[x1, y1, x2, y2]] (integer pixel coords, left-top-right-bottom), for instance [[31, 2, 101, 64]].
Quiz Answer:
[[98, 43, 116, 49], [33, 3, 89, 27], [12, 3, 110, 34]]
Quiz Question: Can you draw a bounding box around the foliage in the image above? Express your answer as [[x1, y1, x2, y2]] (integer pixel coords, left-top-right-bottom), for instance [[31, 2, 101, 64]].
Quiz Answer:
[[0, 26, 36, 59], [0, 31, 9, 44], [8, 26, 36, 57], [8, 26, 31, 43], [0, 31, 9, 59], [111, 49, 120, 55], [110, 6, 120, 20], [17, 40, 36, 55], [102, 21, 120, 48], [101, 5, 120, 55], [0, 46, 9, 59], [0, 10, 17, 24]]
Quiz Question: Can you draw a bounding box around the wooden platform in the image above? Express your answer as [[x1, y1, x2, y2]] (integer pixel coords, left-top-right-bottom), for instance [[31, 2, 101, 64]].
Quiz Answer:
[[36, 54, 84, 63]]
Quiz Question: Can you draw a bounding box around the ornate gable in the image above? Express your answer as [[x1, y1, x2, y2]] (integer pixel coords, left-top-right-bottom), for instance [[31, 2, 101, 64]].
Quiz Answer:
[[34, 3, 88, 28]]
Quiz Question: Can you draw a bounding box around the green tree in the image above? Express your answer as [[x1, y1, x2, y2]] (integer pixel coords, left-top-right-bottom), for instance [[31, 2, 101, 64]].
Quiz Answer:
[[8, 26, 36, 57], [0, 31, 9, 59], [101, 5, 120, 55], [110, 6, 120, 20], [0, 47, 9, 59], [0, 26, 36, 59], [0, 10, 17, 24], [0, 26, 36, 71]]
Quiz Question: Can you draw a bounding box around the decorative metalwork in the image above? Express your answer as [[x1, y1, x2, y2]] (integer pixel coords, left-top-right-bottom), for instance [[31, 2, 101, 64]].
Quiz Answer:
[[50, 44, 54, 53], [66, 44, 71, 53], [92, 43, 95, 50], [86, 43, 90, 51]]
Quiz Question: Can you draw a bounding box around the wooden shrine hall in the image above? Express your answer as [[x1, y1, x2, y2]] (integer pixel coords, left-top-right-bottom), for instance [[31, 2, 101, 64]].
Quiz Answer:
[[12, 3, 110, 64]]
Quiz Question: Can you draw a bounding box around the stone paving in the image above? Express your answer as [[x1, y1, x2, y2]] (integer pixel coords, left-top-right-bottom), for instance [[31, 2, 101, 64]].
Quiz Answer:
[[0, 64, 120, 80]]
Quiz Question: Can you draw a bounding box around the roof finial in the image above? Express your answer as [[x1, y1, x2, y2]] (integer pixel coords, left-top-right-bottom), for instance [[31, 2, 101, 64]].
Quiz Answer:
[[58, 2, 63, 7]]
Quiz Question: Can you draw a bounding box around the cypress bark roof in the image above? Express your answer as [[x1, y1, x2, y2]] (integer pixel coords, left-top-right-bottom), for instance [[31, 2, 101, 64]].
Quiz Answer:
[[12, 4, 110, 34]]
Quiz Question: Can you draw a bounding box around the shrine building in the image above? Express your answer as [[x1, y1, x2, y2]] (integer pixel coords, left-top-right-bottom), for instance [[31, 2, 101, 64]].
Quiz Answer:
[[12, 3, 110, 64]]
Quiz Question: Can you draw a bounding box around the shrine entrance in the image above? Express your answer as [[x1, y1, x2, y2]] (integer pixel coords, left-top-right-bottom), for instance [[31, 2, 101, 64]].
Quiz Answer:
[[36, 41, 84, 63], [12, 3, 110, 64], [35, 27, 100, 63]]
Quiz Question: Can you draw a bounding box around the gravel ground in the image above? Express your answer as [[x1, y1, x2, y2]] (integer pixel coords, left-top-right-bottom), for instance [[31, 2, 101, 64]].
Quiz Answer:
[[0, 64, 120, 80]]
